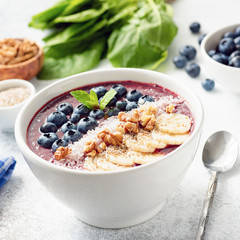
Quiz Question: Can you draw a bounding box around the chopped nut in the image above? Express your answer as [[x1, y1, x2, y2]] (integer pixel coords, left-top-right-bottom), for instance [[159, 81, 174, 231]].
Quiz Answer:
[[83, 140, 96, 153], [166, 103, 175, 113], [116, 123, 126, 134], [54, 147, 72, 161], [125, 122, 139, 133], [87, 150, 97, 157]]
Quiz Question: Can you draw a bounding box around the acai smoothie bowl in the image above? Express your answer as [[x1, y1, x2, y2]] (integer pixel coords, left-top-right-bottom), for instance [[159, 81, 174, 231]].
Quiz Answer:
[[15, 68, 204, 228]]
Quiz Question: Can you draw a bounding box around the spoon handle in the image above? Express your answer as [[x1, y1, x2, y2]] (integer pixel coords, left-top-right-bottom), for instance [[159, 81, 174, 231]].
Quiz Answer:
[[195, 171, 218, 240]]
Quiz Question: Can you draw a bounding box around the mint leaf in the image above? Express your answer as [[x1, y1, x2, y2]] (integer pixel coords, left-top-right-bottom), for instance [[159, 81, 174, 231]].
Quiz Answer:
[[89, 90, 99, 108], [70, 90, 94, 109], [99, 89, 117, 110]]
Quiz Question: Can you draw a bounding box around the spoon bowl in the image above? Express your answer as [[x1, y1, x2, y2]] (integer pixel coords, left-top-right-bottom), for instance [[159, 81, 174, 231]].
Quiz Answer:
[[202, 131, 238, 172]]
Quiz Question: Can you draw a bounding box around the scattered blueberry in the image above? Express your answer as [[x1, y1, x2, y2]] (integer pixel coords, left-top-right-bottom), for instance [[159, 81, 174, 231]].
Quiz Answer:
[[40, 122, 57, 133], [47, 112, 67, 127], [229, 56, 240, 68], [235, 26, 240, 37], [218, 38, 235, 55], [57, 102, 73, 115], [223, 32, 235, 39], [63, 129, 82, 143], [185, 62, 201, 78], [126, 90, 142, 102], [116, 100, 127, 111], [173, 55, 187, 68], [37, 132, 58, 149], [219, 53, 229, 65], [90, 86, 107, 98], [201, 79, 215, 91], [52, 139, 68, 152], [111, 84, 127, 98], [69, 113, 81, 123], [234, 36, 240, 50], [189, 22, 201, 33], [77, 117, 98, 133], [198, 34, 206, 45], [212, 54, 228, 65], [179, 45, 197, 60], [61, 122, 77, 133], [138, 95, 154, 105], [89, 109, 105, 119], [107, 107, 121, 117], [126, 102, 138, 111], [208, 50, 217, 57], [74, 104, 91, 116]]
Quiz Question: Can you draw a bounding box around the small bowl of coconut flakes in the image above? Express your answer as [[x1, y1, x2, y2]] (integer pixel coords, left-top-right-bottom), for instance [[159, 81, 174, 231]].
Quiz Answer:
[[0, 79, 35, 132]]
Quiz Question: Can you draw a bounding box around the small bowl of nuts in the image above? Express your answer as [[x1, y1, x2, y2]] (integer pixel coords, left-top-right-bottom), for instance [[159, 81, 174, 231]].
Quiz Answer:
[[0, 79, 35, 132], [0, 38, 44, 80]]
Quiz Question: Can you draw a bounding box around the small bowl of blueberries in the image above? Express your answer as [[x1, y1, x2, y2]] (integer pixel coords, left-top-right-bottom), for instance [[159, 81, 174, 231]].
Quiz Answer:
[[200, 23, 240, 93]]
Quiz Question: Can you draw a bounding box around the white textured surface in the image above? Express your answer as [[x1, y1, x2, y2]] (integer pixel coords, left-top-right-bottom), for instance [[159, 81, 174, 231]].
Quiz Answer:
[[1, 0, 240, 239]]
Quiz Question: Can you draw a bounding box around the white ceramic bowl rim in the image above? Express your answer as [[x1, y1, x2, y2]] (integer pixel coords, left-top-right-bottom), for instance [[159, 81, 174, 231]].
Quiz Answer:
[[201, 23, 240, 71], [15, 68, 204, 176], [0, 79, 35, 110]]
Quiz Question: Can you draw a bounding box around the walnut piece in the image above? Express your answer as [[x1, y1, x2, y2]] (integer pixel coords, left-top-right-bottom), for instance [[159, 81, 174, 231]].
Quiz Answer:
[[166, 103, 175, 113], [54, 147, 72, 161]]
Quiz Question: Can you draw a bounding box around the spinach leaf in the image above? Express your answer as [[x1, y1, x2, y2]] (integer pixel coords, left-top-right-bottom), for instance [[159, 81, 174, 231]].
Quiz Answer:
[[38, 38, 106, 80], [107, 0, 177, 69]]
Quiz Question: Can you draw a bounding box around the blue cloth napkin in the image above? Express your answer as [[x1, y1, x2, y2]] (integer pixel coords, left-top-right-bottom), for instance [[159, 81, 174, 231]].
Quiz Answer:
[[0, 156, 16, 189]]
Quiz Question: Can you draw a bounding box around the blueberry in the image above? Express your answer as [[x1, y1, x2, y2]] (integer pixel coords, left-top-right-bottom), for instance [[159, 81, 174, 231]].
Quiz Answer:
[[61, 122, 77, 133], [126, 90, 142, 102], [107, 107, 120, 117], [69, 113, 81, 123], [57, 102, 73, 115], [198, 34, 206, 45], [229, 50, 240, 61], [229, 56, 240, 68], [173, 55, 187, 68], [90, 86, 107, 98], [74, 104, 91, 116], [126, 102, 138, 111], [52, 139, 68, 152], [234, 26, 240, 37], [189, 22, 201, 33], [185, 62, 201, 78], [179, 45, 197, 61], [40, 122, 57, 133], [201, 79, 215, 91], [138, 95, 154, 105], [208, 50, 217, 57], [99, 96, 117, 107], [89, 109, 105, 119], [223, 32, 235, 39], [77, 117, 98, 133], [37, 132, 58, 149], [116, 100, 127, 111], [111, 84, 127, 98], [212, 54, 228, 64], [63, 129, 82, 143], [219, 53, 229, 65], [234, 36, 240, 50], [218, 37, 235, 55], [47, 112, 67, 127]]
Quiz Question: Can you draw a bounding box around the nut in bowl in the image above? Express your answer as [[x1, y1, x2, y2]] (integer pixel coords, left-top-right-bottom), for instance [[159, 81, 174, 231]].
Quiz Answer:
[[0, 79, 35, 132], [201, 23, 240, 94], [15, 69, 204, 228], [0, 38, 44, 80]]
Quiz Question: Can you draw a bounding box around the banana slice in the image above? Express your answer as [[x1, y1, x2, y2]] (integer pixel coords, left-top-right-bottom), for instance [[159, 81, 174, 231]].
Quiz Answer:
[[106, 146, 135, 166], [152, 130, 189, 145], [128, 151, 164, 165], [157, 113, 191, 134], [137, 132, 167, 149]]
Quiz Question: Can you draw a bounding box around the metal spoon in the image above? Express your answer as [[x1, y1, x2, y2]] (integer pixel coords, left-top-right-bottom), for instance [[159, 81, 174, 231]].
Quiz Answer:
[[195, 131, 238, 240]]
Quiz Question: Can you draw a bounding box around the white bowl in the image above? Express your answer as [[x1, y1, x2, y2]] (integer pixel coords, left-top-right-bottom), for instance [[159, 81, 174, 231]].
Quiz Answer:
[[15, 69, 204, 228], [201, 23, 240, 93], [0, 79, 35, 132]]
